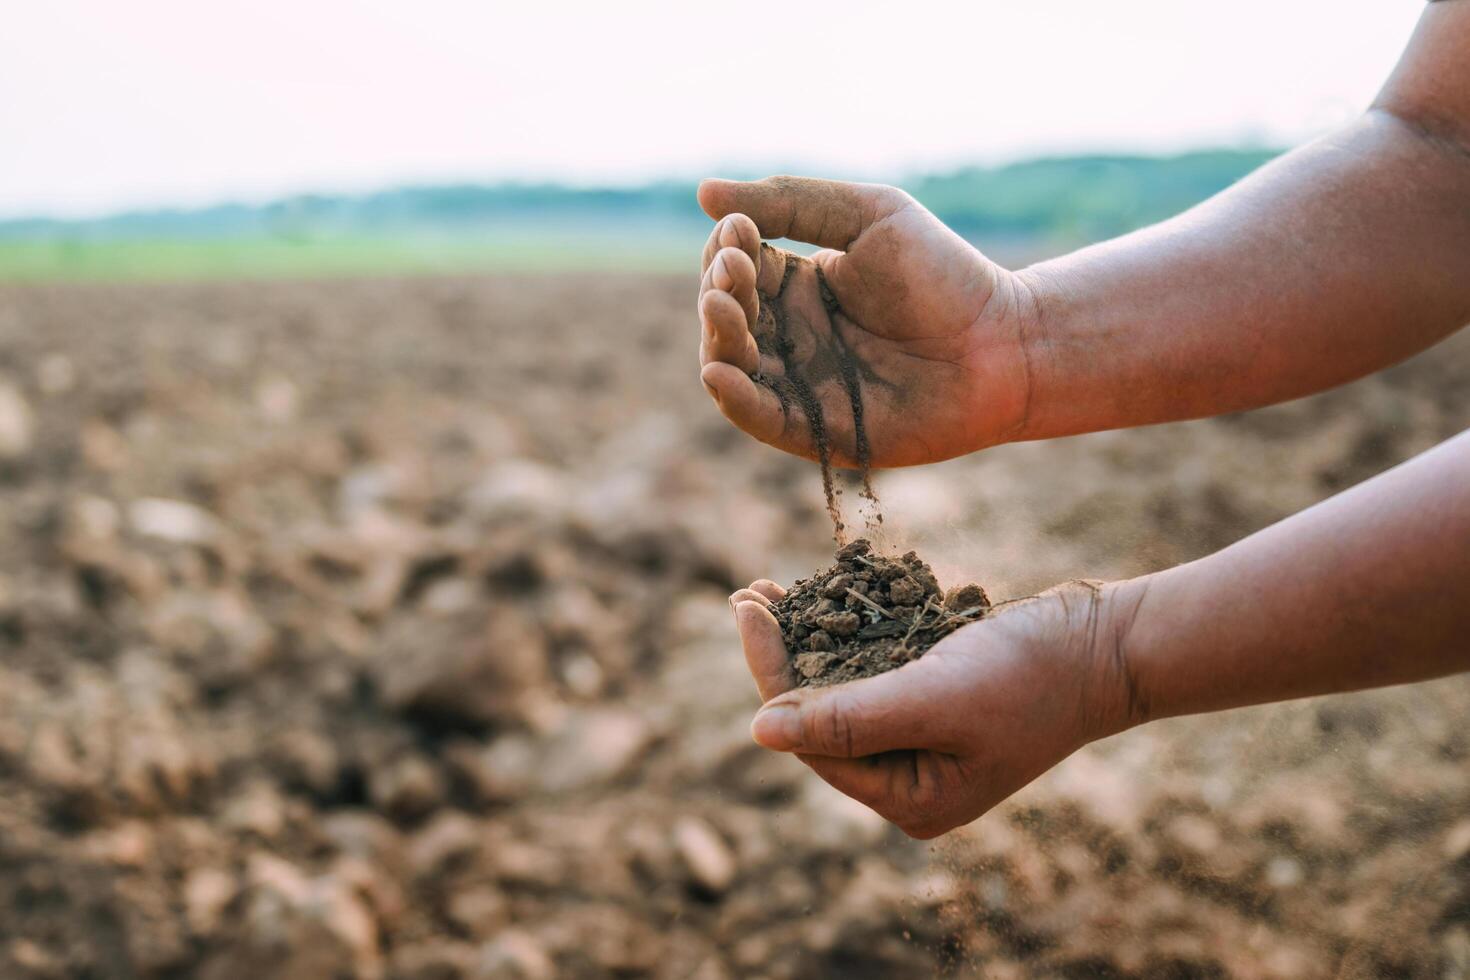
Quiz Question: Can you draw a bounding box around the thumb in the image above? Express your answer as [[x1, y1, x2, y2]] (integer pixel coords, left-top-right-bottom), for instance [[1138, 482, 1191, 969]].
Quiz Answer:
[[750, 661, 956, 757], [697, 175, 906, 251]]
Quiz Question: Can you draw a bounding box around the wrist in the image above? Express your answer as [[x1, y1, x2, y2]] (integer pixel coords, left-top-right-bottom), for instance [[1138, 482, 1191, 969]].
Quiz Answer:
[[1086, 577, 1159, 737], [968, 262, 1051, 449], [1006, 262, 1061, 444], [1007, 578, 1158, 746]]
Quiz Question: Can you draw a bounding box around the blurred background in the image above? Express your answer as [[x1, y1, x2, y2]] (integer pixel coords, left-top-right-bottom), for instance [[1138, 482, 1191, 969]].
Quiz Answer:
[[2, 2, 1469, 978], [0, 0, 1426, 277]]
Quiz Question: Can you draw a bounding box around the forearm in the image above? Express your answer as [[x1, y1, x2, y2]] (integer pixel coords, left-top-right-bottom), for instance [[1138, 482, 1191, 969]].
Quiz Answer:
[[1115, 429, 1470, 724], [1012, 110, 1470, 442]]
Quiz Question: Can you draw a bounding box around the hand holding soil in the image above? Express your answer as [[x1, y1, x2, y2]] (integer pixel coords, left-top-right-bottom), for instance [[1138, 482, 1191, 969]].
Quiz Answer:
[[730, 574, 1140, 839], [695, 176, 1035, 471]]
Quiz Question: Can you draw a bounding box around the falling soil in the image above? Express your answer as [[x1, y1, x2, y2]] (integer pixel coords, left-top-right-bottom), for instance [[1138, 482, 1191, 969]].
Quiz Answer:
[[771, 539, 991, 688], [754, 245, 881, 542], [814, 264, 881, 524]]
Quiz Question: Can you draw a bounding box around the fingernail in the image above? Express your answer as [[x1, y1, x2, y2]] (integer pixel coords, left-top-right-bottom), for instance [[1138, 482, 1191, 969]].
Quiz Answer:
[[719, 218, 740, 248], [751, 704, 801, 751], [711, 252, 729, 290]]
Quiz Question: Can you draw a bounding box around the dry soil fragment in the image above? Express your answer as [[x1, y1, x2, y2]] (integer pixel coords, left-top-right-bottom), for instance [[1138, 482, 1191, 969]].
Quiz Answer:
[[771, 539, 990, 688], [0, 381, 34, 460], [945, 582, 990, 612], [673, 816, 737, 895]]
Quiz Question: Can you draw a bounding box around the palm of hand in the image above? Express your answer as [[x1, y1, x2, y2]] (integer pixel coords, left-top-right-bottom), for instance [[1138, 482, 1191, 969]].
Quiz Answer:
[[698, 177, 1033, 469], [729, 579, 1133, 839]]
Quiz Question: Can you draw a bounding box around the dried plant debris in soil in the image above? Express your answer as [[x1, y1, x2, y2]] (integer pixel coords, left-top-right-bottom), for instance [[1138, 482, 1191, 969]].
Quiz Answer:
[[773, 539, 991, 688]]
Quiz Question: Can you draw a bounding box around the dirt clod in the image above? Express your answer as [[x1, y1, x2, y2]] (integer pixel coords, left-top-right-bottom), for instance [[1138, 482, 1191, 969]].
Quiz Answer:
[[944, 582, 990, 612], [805, 630, 835, 652], [772, 539, 990, 687]]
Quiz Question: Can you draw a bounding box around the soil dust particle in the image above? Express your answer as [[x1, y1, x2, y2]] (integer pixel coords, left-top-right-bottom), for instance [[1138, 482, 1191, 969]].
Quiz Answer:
[[771, 538, 990, 688]]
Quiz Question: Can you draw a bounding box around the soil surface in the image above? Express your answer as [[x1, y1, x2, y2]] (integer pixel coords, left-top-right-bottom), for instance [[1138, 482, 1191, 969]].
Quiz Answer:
[[773, 539, 989, 688], [0, 273, 1466, 978]]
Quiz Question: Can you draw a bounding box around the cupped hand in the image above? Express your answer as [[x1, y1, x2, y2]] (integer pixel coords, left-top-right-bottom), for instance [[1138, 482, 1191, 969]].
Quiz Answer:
[[696, 176, 1038, 468], [728, 578, 1144, 839]]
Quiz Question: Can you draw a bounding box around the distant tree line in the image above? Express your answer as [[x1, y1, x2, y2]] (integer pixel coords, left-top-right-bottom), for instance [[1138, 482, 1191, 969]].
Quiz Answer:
[[0, 150, 1279, 245]]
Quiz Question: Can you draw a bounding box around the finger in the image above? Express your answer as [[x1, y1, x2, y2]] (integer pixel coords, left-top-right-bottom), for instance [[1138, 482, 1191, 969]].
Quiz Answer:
[[734, 599, 796, 703], [808, 249, 845, 299], [699, 289, 760, 373], [749, 659, 960, 757], [747, 579, 785, 602], [699, 361, 810, 455], [733, 597, 929, 816], [728, 587, 771, 609], [702, 246, 759, 329], [810, 752, 963, 840], [698, 176, 906, 251], [800, 754, 894, 809], [701, 213, 761, 275], [756, 242, 789, 297]]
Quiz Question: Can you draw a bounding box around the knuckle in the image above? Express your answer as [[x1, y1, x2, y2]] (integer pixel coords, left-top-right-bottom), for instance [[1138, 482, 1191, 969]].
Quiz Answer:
[[894, 800, 953, 840], [907, 777, 948, 817], [875, 184, 915, 209], [897, 765, 959, 837], [700, 297, 734, 327], [717, 246, 755, 279], [900, 819, 949, 841], [732, 213, 761, 242], [807, 695, 857, 756]]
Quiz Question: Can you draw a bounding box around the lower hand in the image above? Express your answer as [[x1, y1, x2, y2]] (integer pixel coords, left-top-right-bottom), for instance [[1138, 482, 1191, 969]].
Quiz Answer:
[[730, 578, 1145, 838]]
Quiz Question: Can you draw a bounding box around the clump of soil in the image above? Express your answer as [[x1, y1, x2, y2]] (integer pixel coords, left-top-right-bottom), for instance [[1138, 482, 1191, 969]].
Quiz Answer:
[[771, 539, 991, 688]]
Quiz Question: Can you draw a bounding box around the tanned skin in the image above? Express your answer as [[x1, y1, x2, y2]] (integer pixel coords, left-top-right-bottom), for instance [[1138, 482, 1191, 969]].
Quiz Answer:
[[698, 1, 1470, 839]]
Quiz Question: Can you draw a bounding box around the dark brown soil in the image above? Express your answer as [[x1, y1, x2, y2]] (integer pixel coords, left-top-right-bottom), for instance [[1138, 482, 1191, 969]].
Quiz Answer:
[[754, 245, 880, 542], [772, 539, 990, 688], [814, 263, 880, 524], [0, 273, 1467, 978]]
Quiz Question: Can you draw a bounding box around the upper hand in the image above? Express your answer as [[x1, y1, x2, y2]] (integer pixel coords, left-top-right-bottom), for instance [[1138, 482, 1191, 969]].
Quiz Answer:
[[696, 176, 1038, 468], [729, 578, 1143, 838]]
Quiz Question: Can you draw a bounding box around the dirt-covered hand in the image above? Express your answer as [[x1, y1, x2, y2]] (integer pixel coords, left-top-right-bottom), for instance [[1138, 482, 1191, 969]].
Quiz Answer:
[[697, 176, 1037, 468], [728, 578, 1142, 839]]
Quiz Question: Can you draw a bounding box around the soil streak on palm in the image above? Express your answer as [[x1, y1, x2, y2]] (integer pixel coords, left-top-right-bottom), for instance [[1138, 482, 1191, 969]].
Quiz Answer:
[[754, 245, 883, 543]]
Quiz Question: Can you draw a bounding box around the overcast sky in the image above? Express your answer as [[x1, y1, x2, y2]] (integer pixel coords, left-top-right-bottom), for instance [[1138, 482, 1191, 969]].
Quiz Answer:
[[0, 0, 1426, 218]]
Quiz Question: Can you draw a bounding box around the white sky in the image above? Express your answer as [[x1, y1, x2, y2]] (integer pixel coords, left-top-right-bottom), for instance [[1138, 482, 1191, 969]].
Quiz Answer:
[[0, 0, 1427, 219]]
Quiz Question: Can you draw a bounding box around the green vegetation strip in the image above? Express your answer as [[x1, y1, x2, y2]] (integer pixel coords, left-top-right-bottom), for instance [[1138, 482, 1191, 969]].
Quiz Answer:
[[0, 234, 702, 283], [0, 151, 1280, 283]]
